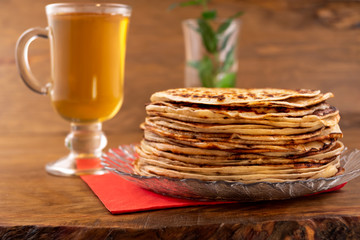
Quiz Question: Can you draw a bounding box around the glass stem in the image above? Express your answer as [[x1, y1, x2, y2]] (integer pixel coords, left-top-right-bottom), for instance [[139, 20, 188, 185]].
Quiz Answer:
[[65, 122, 107, 159]]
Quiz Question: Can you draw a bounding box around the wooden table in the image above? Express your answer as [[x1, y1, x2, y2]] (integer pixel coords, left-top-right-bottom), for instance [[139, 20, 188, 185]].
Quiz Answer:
[[1, 129, 360, 239], [1, 0, 360, 239]]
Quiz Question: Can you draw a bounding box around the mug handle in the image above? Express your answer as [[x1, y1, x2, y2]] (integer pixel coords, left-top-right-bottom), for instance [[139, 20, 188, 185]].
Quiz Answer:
[[15, 27, 50, 95]]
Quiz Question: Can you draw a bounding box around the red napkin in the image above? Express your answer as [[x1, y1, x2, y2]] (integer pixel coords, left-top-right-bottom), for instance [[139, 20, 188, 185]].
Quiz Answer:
[[77, 158, 346, 215], [81, 172, 231, 214], [306, 182, 346, 196]]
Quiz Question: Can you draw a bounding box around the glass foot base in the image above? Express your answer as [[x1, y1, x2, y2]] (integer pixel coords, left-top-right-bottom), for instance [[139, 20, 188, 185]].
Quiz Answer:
[[45, 155, 107, 177], [46, 122, 108, 177]]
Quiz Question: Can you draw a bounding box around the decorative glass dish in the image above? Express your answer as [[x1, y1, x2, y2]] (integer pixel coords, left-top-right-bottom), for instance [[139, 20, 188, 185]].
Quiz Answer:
[[101, 144, 360, 201]]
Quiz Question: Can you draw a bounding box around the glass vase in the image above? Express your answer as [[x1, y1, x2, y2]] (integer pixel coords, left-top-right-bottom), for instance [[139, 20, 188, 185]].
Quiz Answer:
[[182, 18, 241, 88]]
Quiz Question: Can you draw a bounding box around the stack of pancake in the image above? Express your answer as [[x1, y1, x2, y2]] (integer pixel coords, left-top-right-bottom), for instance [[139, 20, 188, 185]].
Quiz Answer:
[[134, 88, 344, 183]]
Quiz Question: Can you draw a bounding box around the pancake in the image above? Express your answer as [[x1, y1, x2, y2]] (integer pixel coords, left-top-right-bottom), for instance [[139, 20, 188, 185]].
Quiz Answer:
[[144, 122, 342, 144], [146, 102, 338, 120], [151, 88, 322, 105], [145, 117, 326, 135], [135, 88, 344, 183], [143, 130, 337, 153], [134, 157, 340, 183], [139, 138, 343, 158], [147, 110, 339, 127], [137, 140, 343, 165], [150, 88, 333, 107]]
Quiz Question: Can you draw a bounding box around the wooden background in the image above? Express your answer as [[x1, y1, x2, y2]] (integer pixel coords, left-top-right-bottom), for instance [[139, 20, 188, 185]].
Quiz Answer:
[[1, 0, 360, 145], [1, 1, 360, 238]]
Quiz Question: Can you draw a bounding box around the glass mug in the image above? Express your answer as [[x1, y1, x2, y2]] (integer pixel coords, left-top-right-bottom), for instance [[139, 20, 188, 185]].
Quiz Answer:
[[16, 3, 132, 176]]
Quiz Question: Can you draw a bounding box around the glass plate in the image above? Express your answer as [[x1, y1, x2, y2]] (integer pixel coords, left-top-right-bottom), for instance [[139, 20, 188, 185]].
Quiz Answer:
[[101, 144, 360, 201]]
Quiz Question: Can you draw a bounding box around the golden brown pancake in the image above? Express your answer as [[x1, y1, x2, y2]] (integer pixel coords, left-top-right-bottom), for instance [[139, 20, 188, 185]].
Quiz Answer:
[[135, 88, 344, 183]]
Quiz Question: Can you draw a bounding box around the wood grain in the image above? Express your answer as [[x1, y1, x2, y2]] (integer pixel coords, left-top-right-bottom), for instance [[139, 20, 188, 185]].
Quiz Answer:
[[1, 0, 360, 239], [1, 217, 360, 240]]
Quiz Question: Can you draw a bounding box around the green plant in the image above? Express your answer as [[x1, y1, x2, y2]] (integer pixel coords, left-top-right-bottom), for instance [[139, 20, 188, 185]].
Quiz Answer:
[[171, 0, 243, 87]]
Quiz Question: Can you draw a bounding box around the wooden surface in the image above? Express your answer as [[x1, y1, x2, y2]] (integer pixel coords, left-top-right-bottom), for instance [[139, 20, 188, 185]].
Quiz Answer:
[[1, 0, 360, 239]]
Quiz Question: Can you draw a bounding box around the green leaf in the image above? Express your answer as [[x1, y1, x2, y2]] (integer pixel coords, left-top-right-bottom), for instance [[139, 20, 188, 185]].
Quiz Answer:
[[199, 56, 215, 87], [217, 19, 231, 35], [231, 11, 244, 19], [187, 60, 201, 69], [217, 11, 243, 34], [202, 10, 217, 20], [188, 56, 215, 87], [197, 18, 217, 54], [220, 33, 231, 51], [221, 46, 235, 72], [215, 72, 236, 88]]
